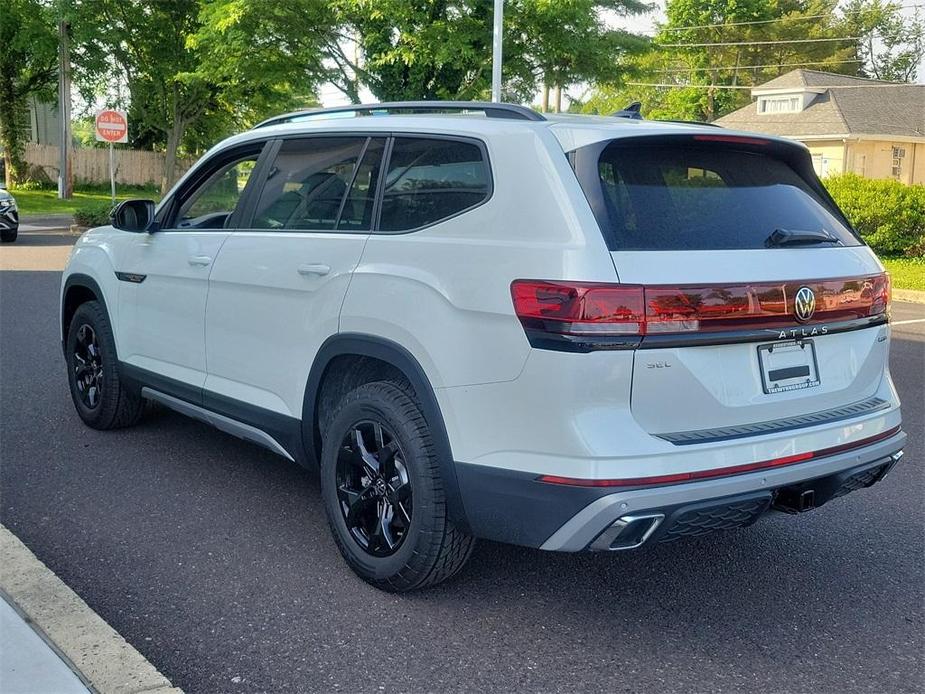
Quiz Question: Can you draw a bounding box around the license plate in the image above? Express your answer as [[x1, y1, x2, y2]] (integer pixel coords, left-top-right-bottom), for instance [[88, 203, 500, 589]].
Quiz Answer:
[[757, 340, 820, 394]]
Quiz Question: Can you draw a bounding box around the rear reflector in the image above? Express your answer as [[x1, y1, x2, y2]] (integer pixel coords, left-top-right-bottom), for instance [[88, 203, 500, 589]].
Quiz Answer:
[[511, 273, 890, 347], [537, 426, 901, 488]]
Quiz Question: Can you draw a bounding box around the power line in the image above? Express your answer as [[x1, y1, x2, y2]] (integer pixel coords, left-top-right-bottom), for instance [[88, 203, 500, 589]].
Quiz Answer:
[[660, 4, 923, 32], [659, 36, 861, 48], [660, 59, 863, 73], [629, 82, 754, 89]]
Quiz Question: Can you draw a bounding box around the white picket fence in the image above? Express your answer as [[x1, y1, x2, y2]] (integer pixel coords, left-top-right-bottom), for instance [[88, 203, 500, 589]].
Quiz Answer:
[[24, 143, 196, 187]]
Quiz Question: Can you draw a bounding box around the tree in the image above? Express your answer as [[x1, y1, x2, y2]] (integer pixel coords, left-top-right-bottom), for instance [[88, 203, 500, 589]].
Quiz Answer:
[[840, 0, 924, 81], [580, 0, 879, 121], [0, 0, 57, 187], [191, 0, 334, 114], [507, 0, 651, 111], [328, 0, 499, 102], [76, 0, 229, 192]]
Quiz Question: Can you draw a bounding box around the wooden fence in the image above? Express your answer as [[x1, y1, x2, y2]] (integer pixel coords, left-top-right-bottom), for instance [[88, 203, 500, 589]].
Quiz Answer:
[[24, 143, 196, 187]]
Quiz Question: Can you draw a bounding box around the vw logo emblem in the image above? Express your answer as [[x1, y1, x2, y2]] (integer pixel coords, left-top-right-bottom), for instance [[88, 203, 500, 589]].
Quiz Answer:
[[794, 286, 816, 323]]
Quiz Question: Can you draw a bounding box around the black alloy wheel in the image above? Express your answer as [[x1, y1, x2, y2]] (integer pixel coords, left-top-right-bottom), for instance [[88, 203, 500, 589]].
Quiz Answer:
[[72, 324, 104, 409], [321, 380, 475, 591], [336, 420, 412, 556], [66, 300, 145, 430]]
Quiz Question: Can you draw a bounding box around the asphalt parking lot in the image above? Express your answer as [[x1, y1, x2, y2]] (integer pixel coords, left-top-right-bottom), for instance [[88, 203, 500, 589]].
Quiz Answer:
[[1, 228, 923, 693]]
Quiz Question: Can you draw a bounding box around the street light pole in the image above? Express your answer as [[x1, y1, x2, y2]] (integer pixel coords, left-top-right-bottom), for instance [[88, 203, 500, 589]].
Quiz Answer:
[[491, 0, 503, 102]]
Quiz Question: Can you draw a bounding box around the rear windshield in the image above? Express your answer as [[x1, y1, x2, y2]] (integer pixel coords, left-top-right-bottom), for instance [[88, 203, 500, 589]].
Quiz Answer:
[[585, 144, 860, 251]]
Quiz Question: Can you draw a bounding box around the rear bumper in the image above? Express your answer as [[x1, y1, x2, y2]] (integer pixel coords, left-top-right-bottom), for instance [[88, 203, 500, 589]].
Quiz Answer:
[[456, 429, 906, 551]]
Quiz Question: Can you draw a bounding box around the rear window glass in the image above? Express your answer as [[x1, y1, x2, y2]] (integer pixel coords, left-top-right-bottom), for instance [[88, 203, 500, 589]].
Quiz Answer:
[[589, 144, 860, 251]]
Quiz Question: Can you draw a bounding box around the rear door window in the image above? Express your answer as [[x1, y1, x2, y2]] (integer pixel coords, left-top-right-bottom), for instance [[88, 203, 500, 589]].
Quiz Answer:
[[589, 144, 860, 250], [379, 137, 490, 232], [252, 137, 383, 231]]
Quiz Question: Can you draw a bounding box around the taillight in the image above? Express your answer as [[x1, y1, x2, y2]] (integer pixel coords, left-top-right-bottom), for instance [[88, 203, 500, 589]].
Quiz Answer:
[[511, 273, 890, 351], [510, 281, 645, 336]]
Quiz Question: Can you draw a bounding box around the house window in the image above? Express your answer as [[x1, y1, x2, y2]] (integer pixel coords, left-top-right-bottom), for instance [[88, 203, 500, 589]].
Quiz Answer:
[[758, 96, 802, 114], [891, 146, 905, 178]]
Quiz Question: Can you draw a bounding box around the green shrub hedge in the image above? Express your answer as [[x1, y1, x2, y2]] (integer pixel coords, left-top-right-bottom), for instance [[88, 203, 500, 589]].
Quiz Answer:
[[823, 173, 925, 257], [73, 200, 115, 227]]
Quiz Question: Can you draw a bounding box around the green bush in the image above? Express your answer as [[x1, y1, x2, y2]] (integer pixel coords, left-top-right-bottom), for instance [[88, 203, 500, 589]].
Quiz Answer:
[[73, 200, 115, 227], [823, 173, 925, 257]]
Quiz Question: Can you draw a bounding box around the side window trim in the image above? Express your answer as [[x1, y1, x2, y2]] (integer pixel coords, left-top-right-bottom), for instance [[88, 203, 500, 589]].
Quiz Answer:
[[234, 138, 281, 229], [333, 136, 371, 230], [372, 133, 494, 235], [370, 136, 394, 232]]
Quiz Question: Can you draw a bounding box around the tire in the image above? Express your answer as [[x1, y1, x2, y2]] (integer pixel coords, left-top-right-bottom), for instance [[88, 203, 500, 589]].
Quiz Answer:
[[66, 300, 145, 430], [0, 227, 17, 243], [320, 380, 475, 592]]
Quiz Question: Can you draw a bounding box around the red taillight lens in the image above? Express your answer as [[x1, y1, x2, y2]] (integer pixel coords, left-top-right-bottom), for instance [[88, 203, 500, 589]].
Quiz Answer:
[[510, 280, 645, 335], [511, 273, 889, 347]]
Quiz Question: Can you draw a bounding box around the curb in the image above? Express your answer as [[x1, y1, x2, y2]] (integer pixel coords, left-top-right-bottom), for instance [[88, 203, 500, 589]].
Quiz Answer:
[[894, 289, 925, 304], [0, 526, 183, 694]]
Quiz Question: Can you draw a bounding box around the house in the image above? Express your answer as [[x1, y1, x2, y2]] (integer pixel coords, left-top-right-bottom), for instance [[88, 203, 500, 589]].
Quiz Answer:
[[715, 70, 925, 184], [27, 97, 60, 147]]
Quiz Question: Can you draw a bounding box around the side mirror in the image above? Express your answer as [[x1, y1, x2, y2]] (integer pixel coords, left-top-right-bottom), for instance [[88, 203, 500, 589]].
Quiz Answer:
[[111, 199, 158, 232]]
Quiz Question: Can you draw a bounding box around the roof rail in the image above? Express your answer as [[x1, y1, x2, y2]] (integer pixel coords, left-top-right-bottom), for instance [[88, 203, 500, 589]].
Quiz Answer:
[[255, 101, 546, 128]]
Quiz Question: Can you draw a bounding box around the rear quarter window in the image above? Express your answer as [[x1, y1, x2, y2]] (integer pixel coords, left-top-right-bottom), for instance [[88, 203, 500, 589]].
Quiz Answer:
[[378, 137, 491, 232], [586, 143, 860, 251]]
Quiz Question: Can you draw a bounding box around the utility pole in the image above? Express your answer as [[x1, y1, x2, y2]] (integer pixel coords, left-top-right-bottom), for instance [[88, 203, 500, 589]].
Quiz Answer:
[[491, 0, 503, 102], [57, 17, 72, 199]]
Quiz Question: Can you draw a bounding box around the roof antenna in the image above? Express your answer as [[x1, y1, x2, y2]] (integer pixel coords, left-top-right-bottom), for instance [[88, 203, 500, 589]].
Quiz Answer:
[[611, 102, 643, 120]]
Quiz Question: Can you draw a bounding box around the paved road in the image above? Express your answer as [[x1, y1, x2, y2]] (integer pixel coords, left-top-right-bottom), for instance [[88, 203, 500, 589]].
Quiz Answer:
[[1, 245, 922, 693]]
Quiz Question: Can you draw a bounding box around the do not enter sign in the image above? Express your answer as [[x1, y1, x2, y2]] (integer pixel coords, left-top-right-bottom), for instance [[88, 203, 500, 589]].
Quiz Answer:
[[95, 109, 128, 144]]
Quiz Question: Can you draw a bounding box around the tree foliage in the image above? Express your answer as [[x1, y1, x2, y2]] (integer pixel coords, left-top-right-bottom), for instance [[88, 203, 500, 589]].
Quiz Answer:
[[581, 0, 924, 122], [0, 0, 58, 187]]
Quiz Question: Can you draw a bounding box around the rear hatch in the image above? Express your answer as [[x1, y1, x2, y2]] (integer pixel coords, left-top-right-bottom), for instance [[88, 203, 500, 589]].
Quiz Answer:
[[571, 133, 891, 438]]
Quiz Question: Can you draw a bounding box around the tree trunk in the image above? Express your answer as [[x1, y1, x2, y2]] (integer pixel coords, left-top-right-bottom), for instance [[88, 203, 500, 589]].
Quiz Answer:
[[0, 78, 26, 188], [162, 119, 184, 194], [541, 84, 549, 112], [554, 86, 562, 113]]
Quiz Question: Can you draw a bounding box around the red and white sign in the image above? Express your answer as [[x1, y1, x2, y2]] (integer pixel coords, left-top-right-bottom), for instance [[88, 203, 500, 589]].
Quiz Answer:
[[95, 109, 128, 144]]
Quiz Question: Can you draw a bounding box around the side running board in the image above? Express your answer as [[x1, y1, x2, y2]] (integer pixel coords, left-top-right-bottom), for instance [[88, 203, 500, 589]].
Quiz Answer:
[[141, 388, 294, 462]]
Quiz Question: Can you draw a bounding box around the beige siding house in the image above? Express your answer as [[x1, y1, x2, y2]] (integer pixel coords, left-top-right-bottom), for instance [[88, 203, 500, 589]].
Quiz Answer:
[[716, 70, 925, 185]]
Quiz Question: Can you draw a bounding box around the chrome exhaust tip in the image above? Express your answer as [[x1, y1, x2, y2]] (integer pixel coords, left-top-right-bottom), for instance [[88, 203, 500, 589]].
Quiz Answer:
[[590, 513, 665, 551]]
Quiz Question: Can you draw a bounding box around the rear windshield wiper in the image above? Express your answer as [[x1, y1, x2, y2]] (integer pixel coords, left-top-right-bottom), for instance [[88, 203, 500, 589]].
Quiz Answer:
[[765, 228, 842, 248]]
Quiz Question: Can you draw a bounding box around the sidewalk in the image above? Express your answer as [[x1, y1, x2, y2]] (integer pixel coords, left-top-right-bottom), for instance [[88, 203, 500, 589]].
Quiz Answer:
[[0, 527, 182, 694], [16, 214, 74, 232], [0, 595, 88, 693]]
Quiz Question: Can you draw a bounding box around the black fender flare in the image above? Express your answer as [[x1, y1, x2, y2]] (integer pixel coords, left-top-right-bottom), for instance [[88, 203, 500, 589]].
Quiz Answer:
[[302, 333, 470, 532], [61, 274, 110, 355]]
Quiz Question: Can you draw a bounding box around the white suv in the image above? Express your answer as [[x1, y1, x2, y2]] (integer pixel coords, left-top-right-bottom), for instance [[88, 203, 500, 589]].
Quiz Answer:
[[60, 102, 905, 591]]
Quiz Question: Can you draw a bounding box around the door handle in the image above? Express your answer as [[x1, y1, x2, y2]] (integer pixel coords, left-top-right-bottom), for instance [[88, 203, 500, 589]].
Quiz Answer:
[[297, 263, 331, 276], [188, 255, 213, 267]]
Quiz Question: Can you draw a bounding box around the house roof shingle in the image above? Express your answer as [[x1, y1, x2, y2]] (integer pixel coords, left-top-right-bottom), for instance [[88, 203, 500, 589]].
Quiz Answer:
[[715, 69, 925, 138]]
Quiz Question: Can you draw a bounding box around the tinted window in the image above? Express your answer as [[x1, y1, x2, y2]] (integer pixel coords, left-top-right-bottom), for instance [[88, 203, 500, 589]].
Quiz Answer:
[[253, 137, 380, 231], [379, 138, 490, 232], [175, 156, 257, 229], [589, 145, 859, 250], [339, 138, 385, 231]]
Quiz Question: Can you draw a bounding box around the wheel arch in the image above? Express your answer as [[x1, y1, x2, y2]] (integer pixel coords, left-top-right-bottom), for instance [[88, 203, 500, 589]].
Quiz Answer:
[[61, 274, 110, 355], [303, 333, 470, 532]]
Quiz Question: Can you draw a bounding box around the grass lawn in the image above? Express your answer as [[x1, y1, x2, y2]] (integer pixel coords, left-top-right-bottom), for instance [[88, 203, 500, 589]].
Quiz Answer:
[[10, 187, 160, 218], [881, 257, 925, 291]]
